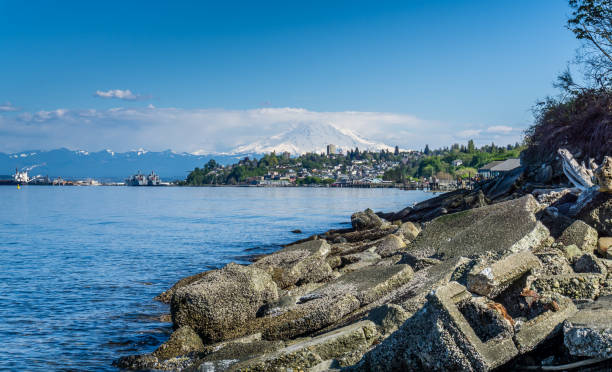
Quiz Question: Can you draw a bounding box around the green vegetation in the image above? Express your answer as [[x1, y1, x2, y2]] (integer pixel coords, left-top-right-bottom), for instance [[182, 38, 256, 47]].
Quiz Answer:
[[182, 149, 411, 186], [382, 142, 524, 182]]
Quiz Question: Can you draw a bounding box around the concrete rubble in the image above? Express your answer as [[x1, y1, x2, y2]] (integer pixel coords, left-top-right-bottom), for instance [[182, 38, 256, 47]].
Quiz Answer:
[[114, 156, 612, 371]]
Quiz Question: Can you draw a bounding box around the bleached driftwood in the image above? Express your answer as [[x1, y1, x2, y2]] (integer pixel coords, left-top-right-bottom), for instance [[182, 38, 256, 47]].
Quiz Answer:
[[557, 148, 596, 190]]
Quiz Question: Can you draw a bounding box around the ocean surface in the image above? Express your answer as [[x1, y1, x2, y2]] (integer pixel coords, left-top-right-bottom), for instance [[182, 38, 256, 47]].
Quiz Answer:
[[0, 186, 431, 371]]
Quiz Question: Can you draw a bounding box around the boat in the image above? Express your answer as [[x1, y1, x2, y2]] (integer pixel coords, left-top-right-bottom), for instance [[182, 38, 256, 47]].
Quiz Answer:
[[126, 171, 161, 186], [0, 168, 29, 185]]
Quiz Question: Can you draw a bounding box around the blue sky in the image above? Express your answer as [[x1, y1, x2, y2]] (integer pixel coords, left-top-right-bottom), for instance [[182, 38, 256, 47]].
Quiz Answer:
[[0, 1, 579, 153]]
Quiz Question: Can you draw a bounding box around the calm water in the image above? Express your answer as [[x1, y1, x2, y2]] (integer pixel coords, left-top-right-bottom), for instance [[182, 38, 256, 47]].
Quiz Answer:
[[0, 186, 431, 371]]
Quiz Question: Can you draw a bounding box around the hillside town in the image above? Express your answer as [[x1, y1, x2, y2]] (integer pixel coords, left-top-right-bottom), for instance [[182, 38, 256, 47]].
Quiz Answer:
[[183, 142, 523, 190]]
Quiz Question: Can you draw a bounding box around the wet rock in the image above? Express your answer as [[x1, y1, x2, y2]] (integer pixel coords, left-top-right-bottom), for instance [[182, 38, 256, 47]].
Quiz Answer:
[[290, 229, 302, 234], [153, 326, 204, 361], [564, 296, 612, 358], [557, 220, 598, 253], [351, 208, 383, 230], [171, 263, 279, 343], [533, 273, 603, 300], [598, 237, 612, 258], [467, 251, 541, 299], [373, 234, 406, 258], [113, 354, 160, 370], [195, 338, 284, 371], [253, 240, 332, 288], [409, 195, 550, 260], [576, 192, 612, 236]]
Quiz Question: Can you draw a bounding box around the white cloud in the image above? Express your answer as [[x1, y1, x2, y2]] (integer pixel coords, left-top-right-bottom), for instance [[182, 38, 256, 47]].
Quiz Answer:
[[94, 89, 140, 100], [0, 102, 19, 112], [0, 106, 527, 154], [486, 125, 514, 134]]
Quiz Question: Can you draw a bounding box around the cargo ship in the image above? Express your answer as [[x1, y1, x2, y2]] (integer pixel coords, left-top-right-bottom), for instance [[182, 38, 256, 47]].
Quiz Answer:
[[0, 168, 51, 185], [126, 171, 161, 186]]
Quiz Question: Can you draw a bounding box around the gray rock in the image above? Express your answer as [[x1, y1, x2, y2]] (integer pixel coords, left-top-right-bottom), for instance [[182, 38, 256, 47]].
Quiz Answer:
[[351, 208, 383, 230], [361, 282, 518, 371], [396, 221, 420, 241], [253, 240, 332, 288], [558, 220, 598, 253], [153, 326, 204, 361], [409, 195, 550, 260], [532, 273, 603, 300], [231, 321, 378, 371], [373, 234, 406, 258], [367, 303, 410, 335], [533, 250, 574, 276], [467, 251, 541, 299], [574, 253, 608, 275], [559, 244, 582, 261], [564, 296, 612, 358], [171, 263, 279, 343], [599, 237, 612, 258]]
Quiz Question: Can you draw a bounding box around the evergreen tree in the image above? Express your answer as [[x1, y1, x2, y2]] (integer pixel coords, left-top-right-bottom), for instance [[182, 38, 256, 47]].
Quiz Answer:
[[467, 139, 475, 153], [424, 144, 430, 155], [394, 145, 399, 156]]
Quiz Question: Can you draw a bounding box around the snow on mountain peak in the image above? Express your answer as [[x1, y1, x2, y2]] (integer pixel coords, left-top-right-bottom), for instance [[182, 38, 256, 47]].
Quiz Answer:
[[231, 121, 394, 155]]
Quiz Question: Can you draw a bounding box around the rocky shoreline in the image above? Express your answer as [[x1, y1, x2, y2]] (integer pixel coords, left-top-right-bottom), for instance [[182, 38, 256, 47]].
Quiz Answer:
[[115, 151, 612, 371]]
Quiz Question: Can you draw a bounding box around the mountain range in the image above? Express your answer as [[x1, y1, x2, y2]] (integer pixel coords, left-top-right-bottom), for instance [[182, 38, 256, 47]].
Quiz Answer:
[[0, 122, 398, 180]]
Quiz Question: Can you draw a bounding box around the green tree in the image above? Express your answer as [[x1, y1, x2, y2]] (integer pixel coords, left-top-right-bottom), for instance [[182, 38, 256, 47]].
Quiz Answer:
[[467, 139, 475, 153]]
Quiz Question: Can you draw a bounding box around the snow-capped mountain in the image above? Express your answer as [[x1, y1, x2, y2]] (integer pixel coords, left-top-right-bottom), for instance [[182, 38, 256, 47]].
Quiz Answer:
[[0, 123, 399, 179], [231, 121, 395, 155]]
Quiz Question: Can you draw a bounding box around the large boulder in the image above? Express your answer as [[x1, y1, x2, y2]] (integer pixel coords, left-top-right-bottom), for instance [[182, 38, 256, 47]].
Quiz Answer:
[[351, 208, 384, 230], [171, 263, 278, 343], [408, 195, 550, 260], [253, 240, 332, 288], [557, 220, 598, 253]]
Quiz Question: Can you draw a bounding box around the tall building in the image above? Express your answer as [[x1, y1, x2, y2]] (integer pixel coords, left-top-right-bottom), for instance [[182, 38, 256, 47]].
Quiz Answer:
[[326, 144, 336, 156]]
